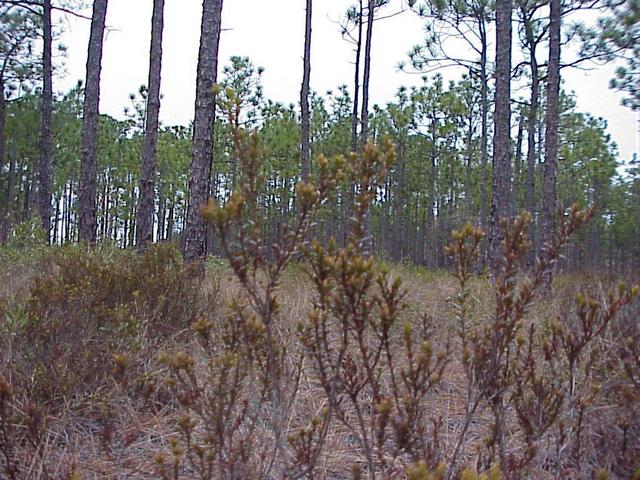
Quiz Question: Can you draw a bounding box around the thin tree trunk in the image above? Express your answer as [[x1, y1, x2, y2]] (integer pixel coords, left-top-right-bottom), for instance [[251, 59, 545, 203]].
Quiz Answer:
[[38, 0, 53, 243], [167, 198, 174, 241], [464, 103, 474, 218], [183, 0, 224, 270], [489, 0, 513, 274], [23, 164, 33, 221], [129, 179, 136, 246], [478, 19, 489, 266], [542, 0, 561, 274], [524, 15, 540, 265], [350, 0, 363, 154], [426, 115, 437, 268], [158, 193, 166, 241], [359, 0, 375, 148], [358, 0, 376, 253], [513, 109, 525, 214], [101, 174, 108, 239], [0, 77, 6, 243], [53, 193, 60, 244], [65, 180, 73, 242], [78, 0, 108, 244], [136, 0, 165, 250], [300, 0, 312, 181], [344, 0, 363, 246]]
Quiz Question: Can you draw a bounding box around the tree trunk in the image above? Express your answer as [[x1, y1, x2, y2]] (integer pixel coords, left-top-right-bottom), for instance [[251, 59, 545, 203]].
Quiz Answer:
[[542, 0, 561, 281], [350, 0, 363, 154], [344, 0, 364, 246], [300, 0, 312, 181], [167, 198, 174, 241], [38, 0, 53, 243], [489, 0, 513, 273], [78, 0, 108, 244], [136, 0, 165, 250], [128, 178, 136, 246], [100, 173, 108, 239], [524, 13, 540, 265], [358, 0, 376, 253], [23, 164, 33, 221], [65, 180, 73, 242], [393, 140, 405, 261], [478, 19, 489, 267], [53, 193, 60, 244], [183, 0, 224, 270], [359, 0, 375, 147], [158, 193, 166, 241], [0, 76, 6, 243], [512, 109, 525, 214], [464, 103, 473, 219]]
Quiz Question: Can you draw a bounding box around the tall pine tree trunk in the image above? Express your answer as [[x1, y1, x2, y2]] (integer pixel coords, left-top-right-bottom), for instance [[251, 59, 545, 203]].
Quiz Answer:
[[344, 0, 363, 246], [542, 0, 561, 279], [350, 0, 363, 154], [300, 0, 312, 181], [359, 0, 375, 148], [78, 0, 108, 244], [358, 0, 375, 254], [183, 0, 224, 269], [478, 19, 489, 266], [489, 0, 513, 273], [136, 0, 165, 250], [38, 0, 53, 243], [512, 109, 525, 214], [0, 77, 6, 243], [524, 14, 540, 265]]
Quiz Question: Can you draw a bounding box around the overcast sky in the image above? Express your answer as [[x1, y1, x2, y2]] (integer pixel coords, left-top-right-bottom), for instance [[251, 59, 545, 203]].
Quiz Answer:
[[55, 0, 638, 163]]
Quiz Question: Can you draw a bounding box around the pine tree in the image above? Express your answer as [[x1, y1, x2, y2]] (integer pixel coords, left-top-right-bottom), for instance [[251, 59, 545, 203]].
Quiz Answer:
[[38, 0, 53, 242], [541, 0, 561, 284], [183, 0, 224, 270], [489, 0, 513, 273], [136, 0, 165, 250], [300, 0, 312, 181], [78, 0, 108, 244]]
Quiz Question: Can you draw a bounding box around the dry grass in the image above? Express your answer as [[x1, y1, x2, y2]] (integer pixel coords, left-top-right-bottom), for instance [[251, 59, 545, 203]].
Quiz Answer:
[[1, 248, 638, 479]]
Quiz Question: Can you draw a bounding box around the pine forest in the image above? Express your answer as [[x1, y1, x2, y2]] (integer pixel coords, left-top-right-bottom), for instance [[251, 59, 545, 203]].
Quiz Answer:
[[0, 0, 639, 479]]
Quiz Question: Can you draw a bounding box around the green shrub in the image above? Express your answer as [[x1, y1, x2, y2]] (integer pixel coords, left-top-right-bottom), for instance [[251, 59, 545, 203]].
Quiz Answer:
[[9, 242, 198, 404]]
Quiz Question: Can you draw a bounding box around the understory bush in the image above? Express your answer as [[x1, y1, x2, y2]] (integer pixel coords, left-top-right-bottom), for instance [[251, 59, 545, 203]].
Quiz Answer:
[[154, 104, 639, 479], [4, 242, 198, 405]]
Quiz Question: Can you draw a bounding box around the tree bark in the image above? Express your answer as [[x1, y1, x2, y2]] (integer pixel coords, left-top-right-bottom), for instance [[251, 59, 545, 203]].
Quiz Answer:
[[489, 0, 513, 273], [542, 0, 561, 278], [300, 0, 312, 181], [78, 0, 108, 244], [38, 0, 53, 242], [183, 0, 224, 270], [136, 0, 165, 251]]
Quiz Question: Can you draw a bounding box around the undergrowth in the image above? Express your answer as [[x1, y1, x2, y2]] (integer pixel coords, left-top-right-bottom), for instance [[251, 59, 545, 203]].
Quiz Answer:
[[0, 101, 638, 479]]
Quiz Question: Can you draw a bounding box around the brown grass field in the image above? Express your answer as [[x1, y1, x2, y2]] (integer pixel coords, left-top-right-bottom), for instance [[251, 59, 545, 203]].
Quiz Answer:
[[0, 242, 638, 479]]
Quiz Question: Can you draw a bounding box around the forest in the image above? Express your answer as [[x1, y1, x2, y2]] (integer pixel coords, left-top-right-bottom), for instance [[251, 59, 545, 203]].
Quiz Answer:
[[0, 0, 639, 479]]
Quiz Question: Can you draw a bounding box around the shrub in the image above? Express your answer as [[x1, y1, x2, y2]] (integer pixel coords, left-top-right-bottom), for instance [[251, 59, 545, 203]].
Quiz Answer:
[[7, 242, 198, 405], [157, 121, 638, 479]]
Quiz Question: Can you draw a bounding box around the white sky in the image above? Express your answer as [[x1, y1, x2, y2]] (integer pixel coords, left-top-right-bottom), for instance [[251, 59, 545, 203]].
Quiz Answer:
[[55, 0, 638, 163]]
